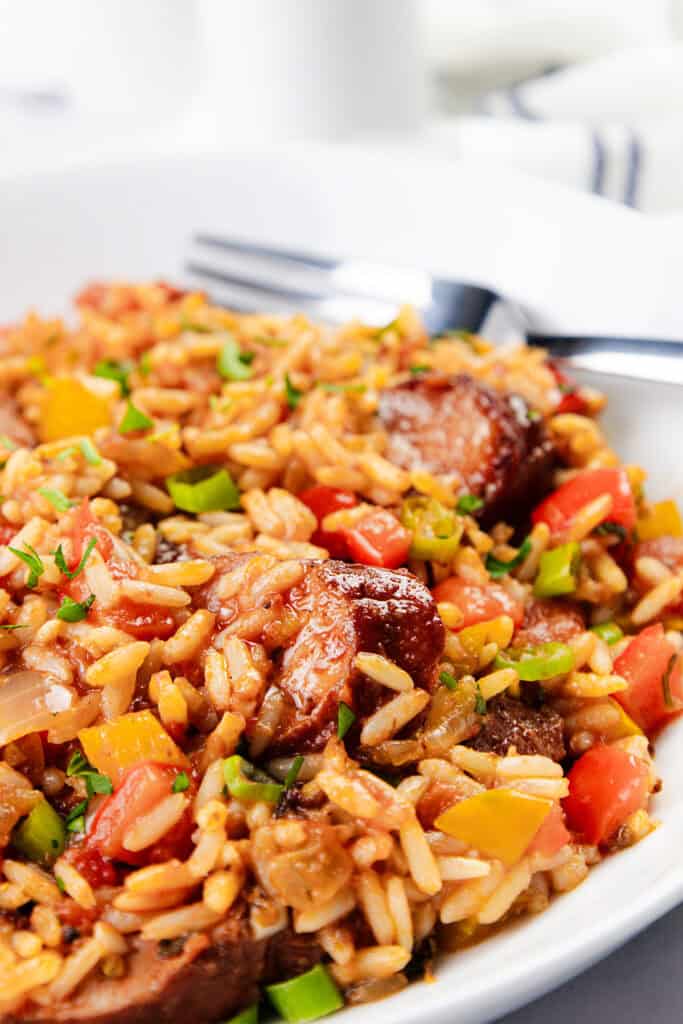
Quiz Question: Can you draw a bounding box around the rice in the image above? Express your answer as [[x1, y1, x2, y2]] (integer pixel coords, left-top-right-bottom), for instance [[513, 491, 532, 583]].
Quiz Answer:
[[0, 280, 674, 1017]]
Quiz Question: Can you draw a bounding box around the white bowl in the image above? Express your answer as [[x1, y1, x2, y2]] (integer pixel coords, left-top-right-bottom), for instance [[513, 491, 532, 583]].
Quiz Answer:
[[1, 147, 682, 1024]]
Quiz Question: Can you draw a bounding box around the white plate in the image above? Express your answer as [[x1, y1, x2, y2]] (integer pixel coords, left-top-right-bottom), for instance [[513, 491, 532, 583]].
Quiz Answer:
[[1, 147, 682, 1024]]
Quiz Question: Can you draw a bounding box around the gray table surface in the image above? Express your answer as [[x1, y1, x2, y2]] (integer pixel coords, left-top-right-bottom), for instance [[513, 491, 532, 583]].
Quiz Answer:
[[496, 902, 683, 1023]]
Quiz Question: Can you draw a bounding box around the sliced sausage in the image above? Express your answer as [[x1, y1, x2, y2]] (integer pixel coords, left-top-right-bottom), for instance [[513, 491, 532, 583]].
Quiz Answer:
[[469, 694, 566, 761], [377, 373, 555, 524], [14, 911, 320, 1024], [270, 560, 445, 754], [514, 599, 585, 648]]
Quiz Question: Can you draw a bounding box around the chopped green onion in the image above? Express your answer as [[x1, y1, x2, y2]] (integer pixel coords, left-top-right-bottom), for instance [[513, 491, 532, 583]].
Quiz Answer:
[[55, 875, 66, 893], [337, 701, 355, 740], [283, 756, 305, 791], [284, 373, 303, 410], [166, 466, 240, 514], [255, 335, 288, 348], [139, 351, 152, 377], [590, 621, 624, 646], [223, 756, 283, 804], [54, 536, 97, 580], [486, 538, 532, 579], [66, 750, 90, 776], [172, 771, 190, 794], [222, 1006, 259, 1024], [456, 494, 484, 516], [533, 542, 581, 598], [474, 685, 487, 715], [439, 670, 459, 691], [56, 593, 95, 622], [12, 799, 65, 867], [409, 364, 430, 375], [65, 800, 88, 834], [9, 544, 44, 589], [94, 359, 132, 395], [266, 964, 343, 1023], [38, 487, 74, 513], [494, 641, 575, 682], [0, 435, 18, 451], [119, 400, 153, 434], [217, 335, 253, 381], [80, 438, 102, 466], [401, 495, 463, 562], [594, 521, 627, 541], [66, 751, 112, 797], [55, 445, 78, 462], [318, 382, 366, 394], [663, 652, 677, 708], [0, 623, 28, 630]]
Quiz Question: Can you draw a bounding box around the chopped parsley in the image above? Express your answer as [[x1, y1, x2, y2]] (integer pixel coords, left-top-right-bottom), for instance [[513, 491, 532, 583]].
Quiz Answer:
[[8, 544, 44, 589], [93, 359, 132, 395], [284, 373, 303, 410], [283, 755, 304, 791], [38, 487, 75, 513], [217, 336, 254, 381], [66, 750, 113, 797], [80, 438, 102, 466], [56, 593, 96, 622], [486, 537, 532, 578], [439, 670, 459, 691], [65, 800, 89, 834], [172, 771, 190, 794], [138, 351, 152, 377], [474, 685, 487, 715], [594, 521, 627, 542], [119, 400, 153, 434], [54, 536, 97, 580], [409, 364, 430, 375], [456, 494, 484, 516], [337, 702, 356, 740]]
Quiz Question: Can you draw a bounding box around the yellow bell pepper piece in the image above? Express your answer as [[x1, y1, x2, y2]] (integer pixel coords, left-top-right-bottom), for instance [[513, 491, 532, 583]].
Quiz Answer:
[[637, 500, 683, 541], [39, 375, 116, 442], [435, 789, 552, 866], [79, 710, 188, 786], [444, 616, 515, 674], [606, 698, 644, 740]]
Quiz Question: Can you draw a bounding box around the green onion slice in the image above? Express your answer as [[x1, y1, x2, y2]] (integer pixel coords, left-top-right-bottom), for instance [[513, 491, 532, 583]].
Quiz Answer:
[[222, 1006, 259, 1024], [533, 542, 581, 598], [283, 755, 305, 791], [401, 495, 463, 562], [217, 335, 254, 381], [284, 373, 303, 409], [80, 438, 102, 465], [590, 621, 624, 646], [172, 771, 190, 793], [166, 466, 240, 514], [337, 701, 355, 740], [8, 544, 44, 589], [119, 401, 153, 434], [12, 799, 65, 867], [54, 536, 97, 580], [94, 359, 132, 395], [486, 537, 532, 579], [439, 669, 458, 691], [266, 964, 343, 1023], [56, 594, 95, 622], [223, 756, 283, 804], [494, 641, 575, 682], [38, 487, 75, 513], [456, 494, 484, 516]]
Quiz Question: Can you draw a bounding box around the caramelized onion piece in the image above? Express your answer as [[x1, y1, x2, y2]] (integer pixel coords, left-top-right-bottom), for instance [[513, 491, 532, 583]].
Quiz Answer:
[[0, 671, 76, 745]]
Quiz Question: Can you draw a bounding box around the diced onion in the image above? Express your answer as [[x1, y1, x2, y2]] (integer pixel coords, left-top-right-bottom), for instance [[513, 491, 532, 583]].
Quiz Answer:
[[0, 670, 81, 745]]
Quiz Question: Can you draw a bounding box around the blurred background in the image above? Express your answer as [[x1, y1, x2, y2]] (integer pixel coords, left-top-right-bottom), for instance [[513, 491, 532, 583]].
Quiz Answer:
[[2, 0, 683, 213]]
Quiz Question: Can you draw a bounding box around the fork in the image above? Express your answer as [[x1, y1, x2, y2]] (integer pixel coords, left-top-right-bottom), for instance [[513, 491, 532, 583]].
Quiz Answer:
[[185, 235, 683, 385]]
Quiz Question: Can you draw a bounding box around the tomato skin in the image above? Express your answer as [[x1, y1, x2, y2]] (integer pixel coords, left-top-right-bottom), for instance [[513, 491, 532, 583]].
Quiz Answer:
[[298, 485, 358, 558], [563, 745, 649, 845], [532, 468, 636, 537], [416, 781, 463, 829], [65, 844, 121, 888], [526, 803, 570, 857], [71, 497, 114, 565], [431, 577, 524, 629], [342, 509, 411, 569], [88, 762, 193, 865], [549, 362, 588, 415], [614, 623, 683, 732]]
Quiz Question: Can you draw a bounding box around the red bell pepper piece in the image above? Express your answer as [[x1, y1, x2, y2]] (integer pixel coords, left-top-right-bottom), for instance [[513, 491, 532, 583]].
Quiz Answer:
[[532, 468, 636, 538], [298, 485, 358, 558], [342, 509, 411, 569]]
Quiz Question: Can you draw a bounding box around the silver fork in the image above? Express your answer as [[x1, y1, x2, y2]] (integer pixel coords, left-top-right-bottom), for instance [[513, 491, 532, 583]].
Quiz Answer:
[[185, 235, 683, 384]]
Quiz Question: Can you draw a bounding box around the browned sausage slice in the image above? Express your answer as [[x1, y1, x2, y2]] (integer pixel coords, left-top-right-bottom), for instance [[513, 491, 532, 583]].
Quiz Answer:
[[469, 695, 566, 762], [14, 914, 320, 1024], [378, 373, 555, 524], [270, 561, 445, 754]]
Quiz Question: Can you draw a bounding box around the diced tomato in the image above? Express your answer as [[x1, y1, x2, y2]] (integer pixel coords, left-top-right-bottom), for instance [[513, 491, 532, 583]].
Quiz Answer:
[[71, 497, 114, 565], [88, 762, 193, 865], [104, 599, 178, 640], [65, 844, 121, 888], [299, 485, 358, 558], [532, 468, 636, 538], [613, 623, 683, 732], [563, 745, 649, 845], [0, 521, 17, 546], [416, 781, 464, 829], [342, 509, 411, 569], [431, 577, 525, 629], [549, 361, 589, 415], [526, 803, 570, 857]]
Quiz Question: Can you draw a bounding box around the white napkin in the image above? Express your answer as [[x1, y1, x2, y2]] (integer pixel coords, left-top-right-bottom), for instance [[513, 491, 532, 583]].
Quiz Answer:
[[425, 43, 683, 213]]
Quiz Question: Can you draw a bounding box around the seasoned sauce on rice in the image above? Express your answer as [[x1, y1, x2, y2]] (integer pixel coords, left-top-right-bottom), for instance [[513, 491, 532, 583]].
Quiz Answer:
[[0, 283, 678, 1022]]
